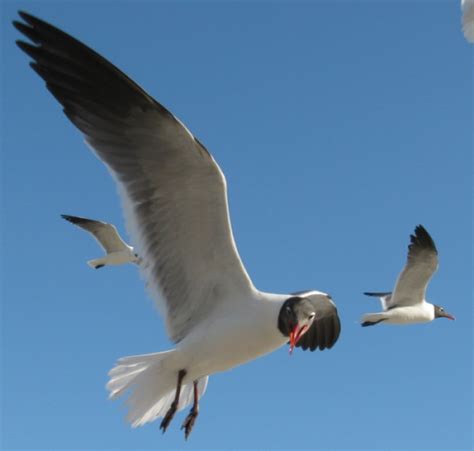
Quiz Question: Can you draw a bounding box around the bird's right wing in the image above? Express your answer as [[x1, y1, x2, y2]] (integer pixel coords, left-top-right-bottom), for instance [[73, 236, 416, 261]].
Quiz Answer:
[[61, 214, 130, 253], [390, 225, 439, 308], [15, 12, 255, 343]]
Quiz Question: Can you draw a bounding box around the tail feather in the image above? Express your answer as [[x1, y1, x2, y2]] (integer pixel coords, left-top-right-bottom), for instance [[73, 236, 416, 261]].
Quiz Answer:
[[107, 350, 209, 428], [108, 364, 149, 399], [363, 291, 392, 297]]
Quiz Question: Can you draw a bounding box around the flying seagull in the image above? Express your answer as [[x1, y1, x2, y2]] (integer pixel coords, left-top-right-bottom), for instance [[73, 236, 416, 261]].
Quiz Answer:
[[462, 0, 474, 43], [14, 12, 341, 439], [61, 214, 139, 269], [361, 225, 455, 327]]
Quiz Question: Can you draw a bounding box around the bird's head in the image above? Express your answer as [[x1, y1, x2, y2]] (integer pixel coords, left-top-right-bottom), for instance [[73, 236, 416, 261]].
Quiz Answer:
[[434, 304, 455, 321], [278, 296, 317, 354]]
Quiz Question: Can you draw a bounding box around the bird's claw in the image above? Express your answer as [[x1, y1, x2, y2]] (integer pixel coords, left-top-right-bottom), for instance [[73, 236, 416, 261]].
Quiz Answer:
[[159, 402, 178, 433], [181, 408, 199, 440]]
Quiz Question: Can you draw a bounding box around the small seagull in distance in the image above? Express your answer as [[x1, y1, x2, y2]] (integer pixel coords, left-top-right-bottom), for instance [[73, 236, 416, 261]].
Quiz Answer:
[[361, 225, 455, 327], [61, 214, 139, 269]]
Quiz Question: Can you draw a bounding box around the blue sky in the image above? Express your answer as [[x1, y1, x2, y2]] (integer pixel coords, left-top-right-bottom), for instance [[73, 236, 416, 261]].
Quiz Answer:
[[1, 1, 472, 450]]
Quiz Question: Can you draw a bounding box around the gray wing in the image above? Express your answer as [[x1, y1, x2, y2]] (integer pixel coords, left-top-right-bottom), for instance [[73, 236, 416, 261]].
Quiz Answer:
[[390, 225, 439, 308], [16, 12, 255, 342], [61, 214, 129, 253], [294, 291, 341, 352]]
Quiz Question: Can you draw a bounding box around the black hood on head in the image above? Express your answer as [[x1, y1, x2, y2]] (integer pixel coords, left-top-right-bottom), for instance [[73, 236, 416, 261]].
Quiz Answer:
[[278, 291, 341, 352], [278, 296, 303, 337]]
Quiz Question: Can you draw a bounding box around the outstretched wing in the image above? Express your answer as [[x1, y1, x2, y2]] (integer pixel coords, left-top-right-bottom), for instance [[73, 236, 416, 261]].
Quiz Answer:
[[15, 12, 255, 342], [390, 225, 439, 308], [61, 214, 129, 253]]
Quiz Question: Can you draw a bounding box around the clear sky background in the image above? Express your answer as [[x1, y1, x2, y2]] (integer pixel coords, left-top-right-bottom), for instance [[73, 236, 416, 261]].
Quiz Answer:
[[1, 1, 472, 450]]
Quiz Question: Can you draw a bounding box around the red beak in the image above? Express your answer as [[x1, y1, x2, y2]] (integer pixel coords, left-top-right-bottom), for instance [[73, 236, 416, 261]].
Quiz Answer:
[[289, 324, 308, 355]]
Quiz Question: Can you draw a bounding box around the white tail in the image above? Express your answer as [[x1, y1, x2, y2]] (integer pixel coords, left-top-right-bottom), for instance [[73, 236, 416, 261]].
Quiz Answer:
[[107, 350, 208, 427]]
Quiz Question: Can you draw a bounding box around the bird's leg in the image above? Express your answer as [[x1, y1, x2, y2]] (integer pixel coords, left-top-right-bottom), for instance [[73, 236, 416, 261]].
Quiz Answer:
[[160, 369, 186, 433], [181, 380, 199, 440]]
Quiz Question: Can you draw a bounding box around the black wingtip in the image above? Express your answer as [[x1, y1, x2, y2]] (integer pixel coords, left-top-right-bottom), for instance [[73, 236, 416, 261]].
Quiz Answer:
[[13, 13, 41, 45], [61, 214, 102, 227], [61, 214, 85, 224], [17, 10, 41, 26], [17, 10, 29, 21], [414, 224, 428, 236], [61, 214, 75, 224], [12, 21, 24, 32], [15, 11, 41, 31], [409, 224, 438, 254], [18, 10, 31, 19], [15, 40, 35, 54]]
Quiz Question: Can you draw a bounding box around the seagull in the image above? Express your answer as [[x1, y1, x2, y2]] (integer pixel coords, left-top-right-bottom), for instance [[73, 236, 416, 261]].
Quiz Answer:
[[14, 12, 341, 439], [361, 225, 455, 327], [61, 214, 139, 269], [462, 0, 474, 43]]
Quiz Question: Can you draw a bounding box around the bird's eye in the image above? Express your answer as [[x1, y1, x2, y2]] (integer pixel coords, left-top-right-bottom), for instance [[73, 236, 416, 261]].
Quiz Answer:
[[309, 313, 316, 321], [440, 308, 444, 312], [286, 306, 291, 313]]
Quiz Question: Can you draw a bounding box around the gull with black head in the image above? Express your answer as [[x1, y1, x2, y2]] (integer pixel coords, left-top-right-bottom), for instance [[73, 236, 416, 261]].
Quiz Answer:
[[61, 214, 139, 269], [361, 225, 455, 327], [14, 12, 341, 439]]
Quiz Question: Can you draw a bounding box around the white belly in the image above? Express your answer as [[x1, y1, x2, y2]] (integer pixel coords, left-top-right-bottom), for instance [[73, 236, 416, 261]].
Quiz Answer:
[[174, 298, 288, 380], [384, 305, 434, 324]]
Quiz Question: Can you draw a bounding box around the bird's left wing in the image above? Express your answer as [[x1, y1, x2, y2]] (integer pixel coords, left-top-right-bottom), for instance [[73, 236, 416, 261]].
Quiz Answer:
[[390, 225, 439, 307], [294, 291, 341, 351], [14, 12, 255, 343], [61, 214, 130, 253]]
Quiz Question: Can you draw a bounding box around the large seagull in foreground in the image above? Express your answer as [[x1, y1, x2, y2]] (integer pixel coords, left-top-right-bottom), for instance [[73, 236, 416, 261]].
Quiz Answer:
[[14, 12, 341, 438], [361, 225, 454, 327]]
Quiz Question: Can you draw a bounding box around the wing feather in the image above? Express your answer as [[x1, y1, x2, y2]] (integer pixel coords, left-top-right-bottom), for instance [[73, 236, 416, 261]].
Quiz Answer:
[[16, 12, 254, 342], [390, 225, 439, 308]]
